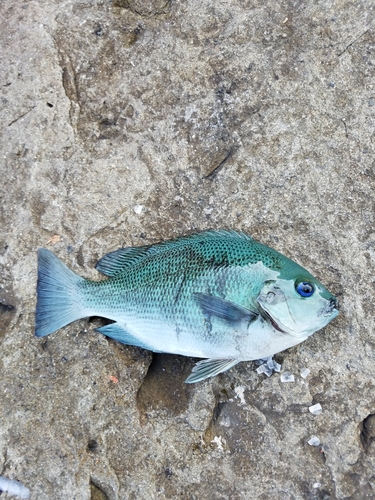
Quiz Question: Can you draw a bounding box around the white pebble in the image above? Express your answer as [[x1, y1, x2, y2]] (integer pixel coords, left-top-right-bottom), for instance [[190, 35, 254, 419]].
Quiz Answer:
[[133, 204, 144, 214], [219, 415, 231, 427], [0, 476, 30, 499], [309, 403, 322, 415], [234, 386, 246, 405], [211, 435, 224, 451], [280, 371, 295, 383], [300, 368, 310, 379], [313, 483, 322, 488], [307, 436, 321, 446]]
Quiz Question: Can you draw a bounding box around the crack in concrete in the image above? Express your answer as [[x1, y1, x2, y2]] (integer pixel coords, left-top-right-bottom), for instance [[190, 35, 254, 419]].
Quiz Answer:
[[204, 147, 236, 179], [8, 106, 36, 127], [341, 119, 348, 139], [50, 33, 81, 133], [337, 28, 371, 57]]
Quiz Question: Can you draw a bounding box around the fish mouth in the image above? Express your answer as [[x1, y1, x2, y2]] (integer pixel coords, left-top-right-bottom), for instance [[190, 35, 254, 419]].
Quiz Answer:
[[319, 297, 339, 317]]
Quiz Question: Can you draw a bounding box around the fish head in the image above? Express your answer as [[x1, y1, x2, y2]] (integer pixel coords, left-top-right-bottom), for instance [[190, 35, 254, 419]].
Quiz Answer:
[[257, 276, 339, 338]]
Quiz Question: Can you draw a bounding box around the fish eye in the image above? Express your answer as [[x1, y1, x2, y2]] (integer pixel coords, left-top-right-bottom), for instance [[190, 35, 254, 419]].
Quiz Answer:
[[295, 281, 315, 297]]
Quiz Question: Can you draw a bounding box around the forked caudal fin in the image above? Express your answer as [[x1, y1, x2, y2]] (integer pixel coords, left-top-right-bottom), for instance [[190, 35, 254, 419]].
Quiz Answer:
[[35, 249, 86, 337]]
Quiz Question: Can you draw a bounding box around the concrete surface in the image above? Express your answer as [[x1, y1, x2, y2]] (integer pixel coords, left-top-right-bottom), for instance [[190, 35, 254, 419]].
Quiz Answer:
[[1, 0, 374, 498]]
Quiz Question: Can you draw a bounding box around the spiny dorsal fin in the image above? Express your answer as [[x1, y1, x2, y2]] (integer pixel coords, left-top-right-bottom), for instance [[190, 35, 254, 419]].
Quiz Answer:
[[96, 246, 150, 276], [96, 230, 254, 277]]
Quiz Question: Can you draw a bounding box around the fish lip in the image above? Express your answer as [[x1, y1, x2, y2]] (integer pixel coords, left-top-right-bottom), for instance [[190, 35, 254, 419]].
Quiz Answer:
[[325, 308, 338, 317], [321, 297, 339, 317]]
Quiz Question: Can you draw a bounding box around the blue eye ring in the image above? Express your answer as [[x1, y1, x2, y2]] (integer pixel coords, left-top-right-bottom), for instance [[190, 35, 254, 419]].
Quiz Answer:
[[296, 281, 315, 297]]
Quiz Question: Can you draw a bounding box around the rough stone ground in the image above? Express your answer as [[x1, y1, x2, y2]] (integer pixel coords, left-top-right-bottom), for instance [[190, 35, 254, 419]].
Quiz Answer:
[[0, 0, 374, 498]]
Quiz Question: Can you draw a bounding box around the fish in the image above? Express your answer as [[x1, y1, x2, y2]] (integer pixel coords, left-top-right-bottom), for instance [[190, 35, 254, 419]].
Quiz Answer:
[[35, 230, 339, 383]]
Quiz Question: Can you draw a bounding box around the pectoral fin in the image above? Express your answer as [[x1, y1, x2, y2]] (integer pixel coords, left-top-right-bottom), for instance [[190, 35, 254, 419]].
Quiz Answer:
[[194, 293, 258, 327], [185, 358, 239, 383]]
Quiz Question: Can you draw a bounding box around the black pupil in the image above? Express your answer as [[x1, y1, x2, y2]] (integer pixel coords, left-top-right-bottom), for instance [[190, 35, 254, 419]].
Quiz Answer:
[[303, 284, 311, 293]]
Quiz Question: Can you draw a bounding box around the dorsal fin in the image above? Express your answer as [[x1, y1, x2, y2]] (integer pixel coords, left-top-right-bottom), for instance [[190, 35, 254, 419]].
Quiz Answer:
[[95, 246, 150, 276], [95, 231, 254, 277]]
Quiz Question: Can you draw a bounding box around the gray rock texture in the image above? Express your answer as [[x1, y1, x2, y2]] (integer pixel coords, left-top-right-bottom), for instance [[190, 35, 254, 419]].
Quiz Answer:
[[1, 0, 374, 498]]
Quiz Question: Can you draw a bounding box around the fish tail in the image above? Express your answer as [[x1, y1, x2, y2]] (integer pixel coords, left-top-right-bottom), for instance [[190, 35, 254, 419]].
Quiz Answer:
[[35, 249, 86, 337]]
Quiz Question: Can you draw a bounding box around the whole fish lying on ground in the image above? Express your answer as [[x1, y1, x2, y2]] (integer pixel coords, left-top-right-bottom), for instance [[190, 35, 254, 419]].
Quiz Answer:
[[35, 230, 338, 382]]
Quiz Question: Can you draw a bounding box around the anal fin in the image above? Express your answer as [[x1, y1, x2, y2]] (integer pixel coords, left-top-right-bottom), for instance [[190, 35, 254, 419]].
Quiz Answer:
[[185, 358, 239, 384], [96, 323, 154, 351]]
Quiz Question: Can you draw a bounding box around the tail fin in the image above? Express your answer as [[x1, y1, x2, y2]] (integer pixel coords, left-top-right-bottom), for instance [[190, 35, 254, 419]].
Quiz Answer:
[[35, 249, 86, 337]]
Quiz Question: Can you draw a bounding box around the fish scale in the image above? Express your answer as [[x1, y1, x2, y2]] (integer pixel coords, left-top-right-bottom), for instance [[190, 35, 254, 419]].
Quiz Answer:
[[35, 230, 338, 383]]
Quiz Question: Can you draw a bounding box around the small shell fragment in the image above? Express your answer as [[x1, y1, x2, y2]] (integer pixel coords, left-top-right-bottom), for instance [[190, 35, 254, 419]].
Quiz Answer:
[[307, 436, 321, 446], [280, 371, 295, 383], [256, 357, 281, 377], [256, 364, 272, 376], [211, 435, 224, 451], [133, 204, 144, 214], [46, 234, 61, 245], [271, 360, 282, 373], [234, 386, 246, 405], [300, 368, 310, 379], [0, 476, 30, 499], [309, 403, 322, 415]]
